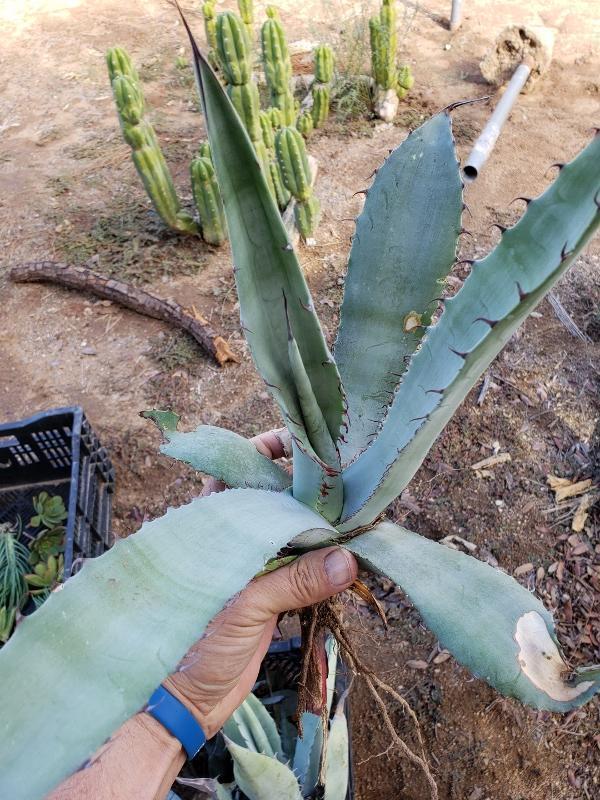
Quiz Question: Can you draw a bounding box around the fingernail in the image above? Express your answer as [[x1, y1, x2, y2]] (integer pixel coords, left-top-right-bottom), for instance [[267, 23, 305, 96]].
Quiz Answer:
[[324, 549, 353, 587]]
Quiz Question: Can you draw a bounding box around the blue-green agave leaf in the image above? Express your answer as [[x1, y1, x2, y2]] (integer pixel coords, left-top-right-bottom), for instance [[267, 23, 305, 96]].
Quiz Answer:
[[293, 637, 338, 796], [181, 14, 344, 455], [144, 414, 291, 491], [341, 130, 600, 528], [292, 711, 323, 796], [346, 522, 600, 711], [334, 112, 462, 464], [0, 490, 334, 799], [225, 737, 303, 800], [323, 697, 349, 800]]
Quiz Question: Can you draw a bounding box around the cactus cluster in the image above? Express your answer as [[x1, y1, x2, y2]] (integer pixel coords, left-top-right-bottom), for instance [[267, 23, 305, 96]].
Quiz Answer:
[[275, 126, 320, 240], [261, 6, 297, 126], [369, 0, 414, 121], [311, 44, 334, 128], [106, 47, 199, 235], [107, 46, 226, 245]]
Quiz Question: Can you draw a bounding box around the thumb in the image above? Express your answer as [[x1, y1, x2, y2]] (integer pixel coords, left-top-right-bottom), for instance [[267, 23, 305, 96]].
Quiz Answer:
[[243, 547, 358, 617]]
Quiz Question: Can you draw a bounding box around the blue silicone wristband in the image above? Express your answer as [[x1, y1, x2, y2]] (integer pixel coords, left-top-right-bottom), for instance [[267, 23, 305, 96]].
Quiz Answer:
[[146, 685, 206, 759]]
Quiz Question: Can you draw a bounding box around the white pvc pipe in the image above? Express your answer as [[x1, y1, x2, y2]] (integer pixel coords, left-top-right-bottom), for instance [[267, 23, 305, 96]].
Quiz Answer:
[[450, 0, 463, 32], [462, 61, 532, 182]]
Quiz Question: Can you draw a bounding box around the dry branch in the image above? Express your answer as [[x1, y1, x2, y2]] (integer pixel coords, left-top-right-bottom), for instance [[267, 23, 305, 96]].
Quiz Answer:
[[9, 261, 239, 367]]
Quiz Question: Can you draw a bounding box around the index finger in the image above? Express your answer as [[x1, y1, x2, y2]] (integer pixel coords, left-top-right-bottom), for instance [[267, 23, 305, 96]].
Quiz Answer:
[[250, 428, 291, 461]]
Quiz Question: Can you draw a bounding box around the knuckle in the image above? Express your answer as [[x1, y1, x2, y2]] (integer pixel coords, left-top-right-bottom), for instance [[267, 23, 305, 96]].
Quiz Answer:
[[287, 557, 322, 606]]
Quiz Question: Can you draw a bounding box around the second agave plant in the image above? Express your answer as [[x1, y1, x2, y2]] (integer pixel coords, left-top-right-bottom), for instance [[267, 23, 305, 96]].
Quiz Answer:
[[1, 10, 599, 800]]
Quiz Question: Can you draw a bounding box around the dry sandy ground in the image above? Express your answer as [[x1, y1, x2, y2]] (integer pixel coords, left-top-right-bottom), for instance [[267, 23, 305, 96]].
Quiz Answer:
[[1, 1, 599, 798]]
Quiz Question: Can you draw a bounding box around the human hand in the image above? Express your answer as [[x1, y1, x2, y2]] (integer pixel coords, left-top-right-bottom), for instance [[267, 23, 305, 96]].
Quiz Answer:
[[165, 429, 357, 739]]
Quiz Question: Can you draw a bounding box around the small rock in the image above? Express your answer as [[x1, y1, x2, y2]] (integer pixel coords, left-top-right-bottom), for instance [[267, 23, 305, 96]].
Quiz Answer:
[[81, 346, 97, 356], [514, 562, 534, 576], [406, 659, 429, 670]]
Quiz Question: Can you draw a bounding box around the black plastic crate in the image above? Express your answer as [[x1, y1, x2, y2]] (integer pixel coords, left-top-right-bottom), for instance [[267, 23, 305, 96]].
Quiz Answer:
[[0, 407, 115, 579]]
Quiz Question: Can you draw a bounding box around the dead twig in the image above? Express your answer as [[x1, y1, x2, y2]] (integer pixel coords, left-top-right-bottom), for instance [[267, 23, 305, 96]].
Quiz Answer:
[[10, 261, 239, 367]]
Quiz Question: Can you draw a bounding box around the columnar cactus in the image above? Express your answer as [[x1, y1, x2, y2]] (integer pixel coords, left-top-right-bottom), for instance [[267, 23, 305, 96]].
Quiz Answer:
[[106, 45, 140, 84], [106, 48, 199, 235], [275, 126, 321, 240], [260, 111, 291, 210], [311, 44, 334, 129], [296, 110, 314, 139], [261, 6, 296, 125], [370, 0, 400, 121], [311, 84, 330, 129], [5, 18, 600, 799], [216, 11, 269, 171], [267, 105, 283, 130], [190, 156, 227, 246], [237, 0, 254, 44], [397, 63, 414, 99], [202, 1, 220, 69]]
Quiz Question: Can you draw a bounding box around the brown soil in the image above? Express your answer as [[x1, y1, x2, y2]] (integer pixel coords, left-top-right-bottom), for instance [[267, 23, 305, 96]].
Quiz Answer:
[[1, 1, 599, 798]]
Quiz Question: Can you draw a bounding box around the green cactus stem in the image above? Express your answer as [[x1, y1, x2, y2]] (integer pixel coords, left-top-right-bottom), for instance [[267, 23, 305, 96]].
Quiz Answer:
[[228, 82, 262, 142], [370, 0, 399, 122], [260, 111, 291, 210], [216, 10, 271, 190], [203, 1, 218, 49], [267, 106, 283, 129], [106, 46, 140, 84], [107, 57, 199, 235], [314, 44, 334, 84], [295, 195, 321, 241], [217, 10, 252, 86], [269, 161, 292, 210], [198, 141, 212, 160], [296, 111, 314, 138], [275, 126, 319, 238], [311, 45, 334, 128], [237, 0, 254, 44], [259, 110, 275, 150], [311, 84, 330, 128], [397, 63, 414, 99], [191, 156, 227, 246], [261, 7, 296, 125]]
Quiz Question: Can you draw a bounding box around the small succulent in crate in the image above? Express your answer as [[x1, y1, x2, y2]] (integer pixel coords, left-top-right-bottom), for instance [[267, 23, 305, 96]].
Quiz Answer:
[[0, 494, 67, 643]]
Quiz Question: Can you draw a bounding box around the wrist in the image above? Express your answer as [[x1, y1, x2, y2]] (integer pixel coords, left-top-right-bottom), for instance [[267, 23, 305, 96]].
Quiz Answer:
[[162, 677, 222, 740], [134, 711, 186, 760]]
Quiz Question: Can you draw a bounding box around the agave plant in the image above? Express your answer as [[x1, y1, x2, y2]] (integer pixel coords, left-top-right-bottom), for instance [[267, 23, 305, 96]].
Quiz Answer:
[[214, 640, 348, 799], [1, 13, 599, 799]]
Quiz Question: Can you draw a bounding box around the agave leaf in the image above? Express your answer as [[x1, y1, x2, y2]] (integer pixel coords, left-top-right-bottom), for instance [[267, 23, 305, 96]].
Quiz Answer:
[[143, 412, 291, 491], [292, 638, 338, 796], [223, 697, 279, 758], [334, 112, 462, 464], [243, 692, 284, 758], [181, 14, 344, 454], [292, 711, 323, 797], [341, 131, 600, 528], [225, 737, 303, 800], [346, 521, 600, 711], [0, 489, 335, 799], [323, 696, 349, 800]]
